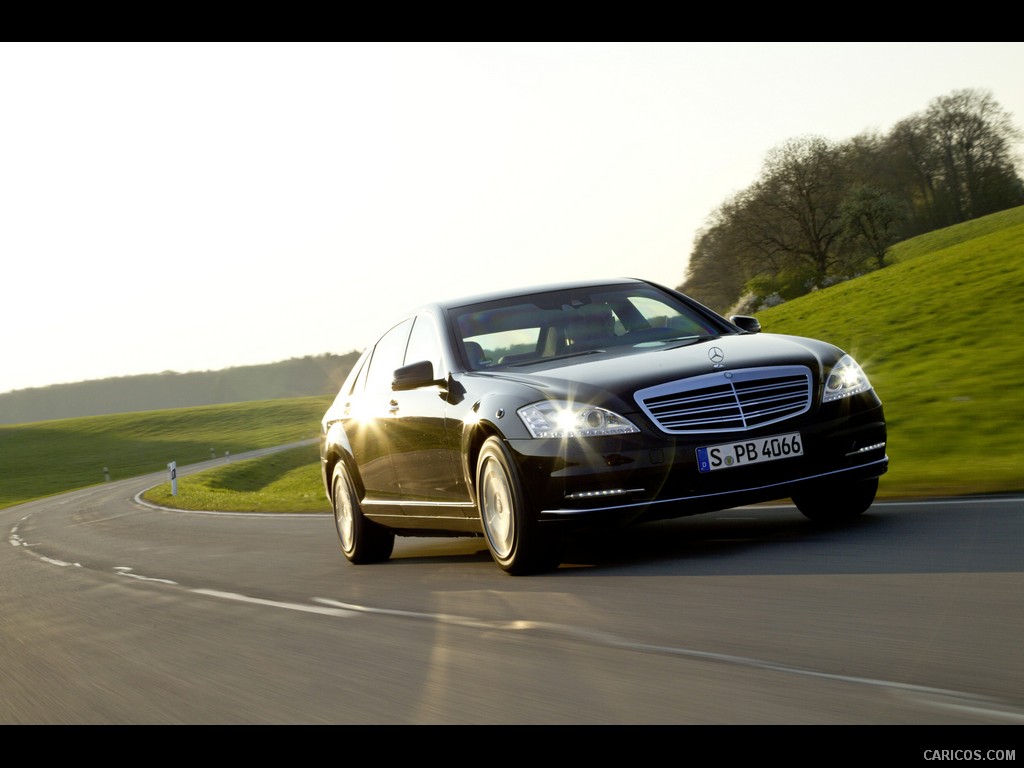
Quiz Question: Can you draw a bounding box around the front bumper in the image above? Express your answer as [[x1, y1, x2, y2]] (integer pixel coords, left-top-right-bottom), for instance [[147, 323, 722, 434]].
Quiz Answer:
[[505, 401, 888, 528]]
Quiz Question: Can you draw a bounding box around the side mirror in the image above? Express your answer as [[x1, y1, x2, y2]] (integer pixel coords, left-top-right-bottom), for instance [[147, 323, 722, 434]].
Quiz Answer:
[[392, 360, 443, 391], [729, 315, 762, 334]]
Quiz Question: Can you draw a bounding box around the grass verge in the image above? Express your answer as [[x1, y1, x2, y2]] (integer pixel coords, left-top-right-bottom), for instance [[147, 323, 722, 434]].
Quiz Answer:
[[143, 443, 328, 513]]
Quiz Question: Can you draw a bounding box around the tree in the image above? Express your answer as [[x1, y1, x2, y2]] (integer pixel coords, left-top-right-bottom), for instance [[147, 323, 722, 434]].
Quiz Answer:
[[885, 113, 944, 233], [678, 89, 1024, 313], [887, 89, 1024, 233], [744, 136, 849, 289], [926, 89, 1023, 220], [839, 184, 905, 270], [678, 198, 752, 313]]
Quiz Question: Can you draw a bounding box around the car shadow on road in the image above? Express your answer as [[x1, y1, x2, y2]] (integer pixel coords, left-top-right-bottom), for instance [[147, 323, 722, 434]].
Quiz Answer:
[[557, 506, 888, 576], [386, 499, 1011, 577], [388, 505, 896, 576]]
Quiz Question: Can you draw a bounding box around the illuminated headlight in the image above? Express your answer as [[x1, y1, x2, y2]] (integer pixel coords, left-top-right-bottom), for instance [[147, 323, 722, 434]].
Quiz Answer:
[[823, 354, 873, 402], [517, 401, 640, 438]]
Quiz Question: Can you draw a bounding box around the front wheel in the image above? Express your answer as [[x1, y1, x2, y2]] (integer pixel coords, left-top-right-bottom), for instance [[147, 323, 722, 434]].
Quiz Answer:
[[332, 462, 394, 564], [792, 477, 878, 523], [476, 437, 561, 575]]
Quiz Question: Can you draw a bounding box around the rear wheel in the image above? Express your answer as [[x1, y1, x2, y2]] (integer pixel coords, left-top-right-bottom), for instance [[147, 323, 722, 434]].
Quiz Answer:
[[793, 477, 878, 523], [332, 462, 394, 564], [476, 437, 562, 575]]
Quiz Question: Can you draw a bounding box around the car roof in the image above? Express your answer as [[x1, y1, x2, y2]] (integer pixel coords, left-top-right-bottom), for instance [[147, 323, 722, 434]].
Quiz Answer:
[[420, 276, 653, 312]]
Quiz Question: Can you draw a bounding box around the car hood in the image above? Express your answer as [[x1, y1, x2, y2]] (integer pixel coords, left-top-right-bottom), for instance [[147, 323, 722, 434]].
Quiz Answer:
[[472, 333, 841, 410]]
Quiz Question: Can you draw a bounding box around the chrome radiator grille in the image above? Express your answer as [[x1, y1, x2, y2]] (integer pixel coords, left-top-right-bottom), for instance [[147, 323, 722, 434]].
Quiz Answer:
[[634, 366, 812, 434]]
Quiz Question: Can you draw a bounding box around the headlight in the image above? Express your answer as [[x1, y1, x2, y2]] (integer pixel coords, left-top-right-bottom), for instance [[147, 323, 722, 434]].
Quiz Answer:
[[517, 401, 640, 438], [822, 354, 872, 402]]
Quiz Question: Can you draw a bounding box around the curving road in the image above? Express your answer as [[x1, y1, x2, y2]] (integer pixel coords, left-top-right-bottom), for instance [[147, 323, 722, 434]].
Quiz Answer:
[[2, 448, 1022, 725]]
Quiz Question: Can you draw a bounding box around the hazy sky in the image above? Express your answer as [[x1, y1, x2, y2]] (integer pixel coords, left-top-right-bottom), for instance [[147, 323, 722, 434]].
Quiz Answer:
[[2, 42, 1022, 395]]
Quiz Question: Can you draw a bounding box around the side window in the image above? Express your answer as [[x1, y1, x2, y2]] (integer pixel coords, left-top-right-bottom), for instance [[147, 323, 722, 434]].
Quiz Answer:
[[342, 348, 371, 395], [404, 315, 444, 375], [364, 319, 413, 392]]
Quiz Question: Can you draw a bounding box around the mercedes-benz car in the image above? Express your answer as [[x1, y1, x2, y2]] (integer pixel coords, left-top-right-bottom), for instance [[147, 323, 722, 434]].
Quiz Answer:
[[320, 278, 888, 574]]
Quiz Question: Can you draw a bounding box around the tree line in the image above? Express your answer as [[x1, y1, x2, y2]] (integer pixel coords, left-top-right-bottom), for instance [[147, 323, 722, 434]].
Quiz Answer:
[[678, 88, 1024, 314], [0, 352, 361, 424]]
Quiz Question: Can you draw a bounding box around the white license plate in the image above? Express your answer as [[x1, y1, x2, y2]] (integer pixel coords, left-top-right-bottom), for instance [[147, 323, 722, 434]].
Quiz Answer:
[[696, 432, 803, 472]]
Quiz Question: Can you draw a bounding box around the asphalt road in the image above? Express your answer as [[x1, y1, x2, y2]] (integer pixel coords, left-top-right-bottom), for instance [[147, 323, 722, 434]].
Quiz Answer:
[[2, 449, 1022, 726]]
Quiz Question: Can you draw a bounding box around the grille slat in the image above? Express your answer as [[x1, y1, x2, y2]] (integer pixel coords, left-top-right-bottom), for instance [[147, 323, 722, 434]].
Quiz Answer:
[[635, 366, 812, 434]]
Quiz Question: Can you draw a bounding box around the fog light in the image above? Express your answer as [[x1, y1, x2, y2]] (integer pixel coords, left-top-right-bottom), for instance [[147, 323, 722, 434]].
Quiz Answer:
[[564, 487, 642, 500]]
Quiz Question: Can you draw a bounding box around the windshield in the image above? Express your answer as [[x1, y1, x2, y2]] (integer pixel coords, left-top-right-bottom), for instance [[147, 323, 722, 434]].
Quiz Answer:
[[452, 283, 726, 371]]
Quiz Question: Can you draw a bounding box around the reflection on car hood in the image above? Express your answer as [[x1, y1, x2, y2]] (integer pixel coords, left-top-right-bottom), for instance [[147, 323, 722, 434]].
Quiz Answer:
[[471, 333, 838, 405]]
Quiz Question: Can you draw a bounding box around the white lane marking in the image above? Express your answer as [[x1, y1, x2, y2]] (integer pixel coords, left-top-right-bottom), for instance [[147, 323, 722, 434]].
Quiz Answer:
[[313, 596, 541, 629], [39, 556, 80, 567], [9, 530, 81, 567], [309, 596, 1024, 722], [891, 690, 1024, 722], [114, 566, 178, 585], [193, 589, 359, 617]]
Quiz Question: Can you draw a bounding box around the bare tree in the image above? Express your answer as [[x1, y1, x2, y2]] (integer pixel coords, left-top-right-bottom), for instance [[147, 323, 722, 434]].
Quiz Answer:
[[745, 136, 849, 288], [884, 115, 945, 234], [679, 89, 1024, 312], [888, 89, 1024, 230], [678, 198, 752, 313], [839, 184, 905, 270]]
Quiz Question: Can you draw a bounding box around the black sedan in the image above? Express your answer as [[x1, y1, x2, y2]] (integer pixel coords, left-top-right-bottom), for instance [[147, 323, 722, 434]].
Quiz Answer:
[[320, 278, 888, 574]]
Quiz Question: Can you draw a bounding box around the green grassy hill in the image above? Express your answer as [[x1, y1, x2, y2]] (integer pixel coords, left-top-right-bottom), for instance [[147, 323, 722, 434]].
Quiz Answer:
[[3, 207, 1022, 511], [755, 205, 1024, 496], [0, 397, 332, 509]]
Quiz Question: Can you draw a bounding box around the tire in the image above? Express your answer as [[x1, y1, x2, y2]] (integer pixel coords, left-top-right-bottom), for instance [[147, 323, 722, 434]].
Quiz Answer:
[[793, 477, 878, 523], [476, 436, 562, 575], [331, 461, 394, 564]]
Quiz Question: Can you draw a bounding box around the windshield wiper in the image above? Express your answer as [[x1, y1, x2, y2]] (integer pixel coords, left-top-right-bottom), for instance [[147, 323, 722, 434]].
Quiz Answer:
[[662, 335, 718, 350], [509, 349, 605, 366]]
